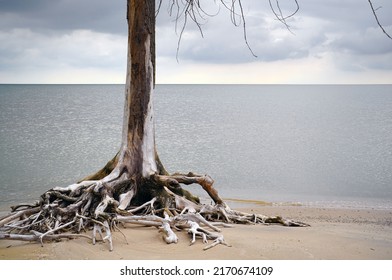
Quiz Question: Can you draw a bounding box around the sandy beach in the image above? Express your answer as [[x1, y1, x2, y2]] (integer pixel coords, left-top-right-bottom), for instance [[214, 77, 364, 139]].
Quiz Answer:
[[0, 205, 391, 260]]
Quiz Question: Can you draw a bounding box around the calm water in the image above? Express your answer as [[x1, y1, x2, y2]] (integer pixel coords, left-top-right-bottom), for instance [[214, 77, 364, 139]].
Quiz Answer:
[[0, 84, 391, 212]]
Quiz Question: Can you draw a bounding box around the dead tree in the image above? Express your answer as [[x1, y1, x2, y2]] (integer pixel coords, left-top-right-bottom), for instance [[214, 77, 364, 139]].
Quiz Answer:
[[0, 0, 310, 251], [8, 0, 390, 251]]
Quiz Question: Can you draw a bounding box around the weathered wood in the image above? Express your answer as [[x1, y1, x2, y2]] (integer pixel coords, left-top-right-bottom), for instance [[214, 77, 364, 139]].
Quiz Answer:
[[0, 232, 91, 242], [0, 207, 40, 228], [159, 221, 178, 244], [126, 197, 156, 214]]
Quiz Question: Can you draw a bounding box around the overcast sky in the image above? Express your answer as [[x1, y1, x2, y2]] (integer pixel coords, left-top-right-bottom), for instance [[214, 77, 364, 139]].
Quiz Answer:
[[0, 0, 391, 84]]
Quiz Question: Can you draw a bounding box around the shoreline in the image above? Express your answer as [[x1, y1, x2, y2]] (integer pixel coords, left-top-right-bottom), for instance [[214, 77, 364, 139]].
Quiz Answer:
[[223, 197, 392, 211], [1, 197, 392, 218], [1, 204, 391, 260]]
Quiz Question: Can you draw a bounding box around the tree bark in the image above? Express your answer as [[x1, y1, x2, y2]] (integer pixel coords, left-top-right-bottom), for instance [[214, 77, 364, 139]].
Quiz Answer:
[[115, 0, 157, 179]]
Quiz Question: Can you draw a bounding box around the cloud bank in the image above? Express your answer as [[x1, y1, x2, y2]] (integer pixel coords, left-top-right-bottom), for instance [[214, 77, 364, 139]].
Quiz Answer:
[[0, 0, 391, 83]]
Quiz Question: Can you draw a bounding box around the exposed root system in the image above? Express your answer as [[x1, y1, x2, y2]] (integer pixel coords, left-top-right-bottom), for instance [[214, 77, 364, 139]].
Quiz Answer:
[[0, 171, 309, 251]]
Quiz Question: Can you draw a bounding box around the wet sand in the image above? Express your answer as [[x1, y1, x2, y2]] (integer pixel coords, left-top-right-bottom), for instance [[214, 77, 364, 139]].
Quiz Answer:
[[1, 205, 391, 260]]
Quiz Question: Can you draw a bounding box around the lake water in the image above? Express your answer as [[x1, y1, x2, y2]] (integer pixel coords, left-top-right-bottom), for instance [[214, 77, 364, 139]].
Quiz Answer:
[[0, 84, 391, 212]]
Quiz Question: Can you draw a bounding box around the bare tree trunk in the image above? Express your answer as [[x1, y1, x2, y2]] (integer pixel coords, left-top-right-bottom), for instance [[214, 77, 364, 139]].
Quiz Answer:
[[82, 1, 166, 183], [117, 0, 157, 178]]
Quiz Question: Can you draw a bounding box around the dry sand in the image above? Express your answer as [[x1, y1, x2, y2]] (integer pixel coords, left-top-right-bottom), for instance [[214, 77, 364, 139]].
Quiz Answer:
[[0, 205, 391, 260]]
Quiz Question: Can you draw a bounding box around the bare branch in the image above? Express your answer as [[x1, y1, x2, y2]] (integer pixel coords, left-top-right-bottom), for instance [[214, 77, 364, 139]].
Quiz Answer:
[[164, 0, 303, 59], [163, 0, 391, 62], [220, 0, 258, 57], [368, 0, 392, 40], [268, 0, 299, 34], [237, 0, 257, 57], [163, 0, 259, 59]]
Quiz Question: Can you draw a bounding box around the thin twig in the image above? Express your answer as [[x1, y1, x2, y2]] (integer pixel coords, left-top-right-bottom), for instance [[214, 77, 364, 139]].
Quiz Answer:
[[268, 0, 299, 34], [368, 0, 392, 39]]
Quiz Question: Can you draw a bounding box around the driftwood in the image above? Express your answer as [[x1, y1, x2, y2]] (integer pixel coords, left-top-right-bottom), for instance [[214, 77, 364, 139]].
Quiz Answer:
[[0, 172, 308, 251]]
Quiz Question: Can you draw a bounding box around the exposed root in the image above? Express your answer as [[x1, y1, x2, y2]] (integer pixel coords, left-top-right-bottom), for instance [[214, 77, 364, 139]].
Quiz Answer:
[[204, 235, 231, 251], [0, 232, 91, 242], [159, 221, 179, 244], [0, 170, 309, 251], [156, 172, 223, 204], [93, 220, 113, 251]]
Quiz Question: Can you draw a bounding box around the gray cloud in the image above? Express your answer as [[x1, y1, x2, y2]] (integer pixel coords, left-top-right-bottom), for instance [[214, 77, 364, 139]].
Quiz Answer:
[[0, 0, 391, 83], [0, 28, 126, 68], [0, 0, 126, 34], [156, 0, 392, 70], [0, 0, 127, 82]]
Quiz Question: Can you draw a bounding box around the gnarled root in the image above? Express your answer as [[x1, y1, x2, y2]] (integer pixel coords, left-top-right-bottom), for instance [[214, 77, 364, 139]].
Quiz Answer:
[[0, 170, 309, 251]]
